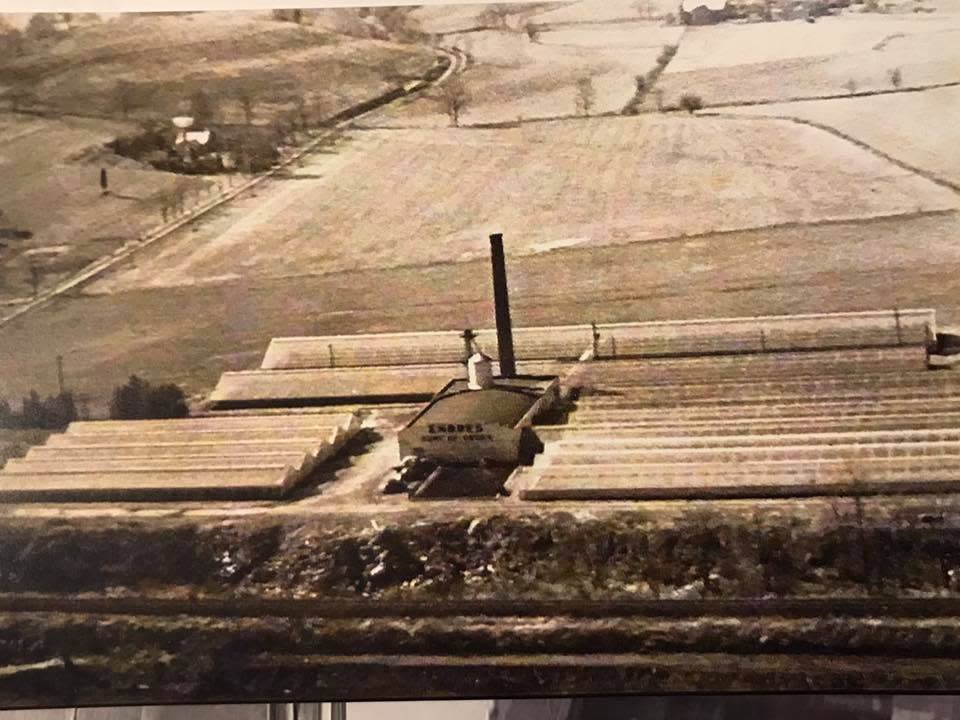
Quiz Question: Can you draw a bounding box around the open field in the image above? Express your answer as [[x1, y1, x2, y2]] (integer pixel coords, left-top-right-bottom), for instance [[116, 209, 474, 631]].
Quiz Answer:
[[81, 114, 957, 294], [365, 23, 681, 126], [0, 12, 437, 303], [410, 3, 497, 34], [2, 211, 960, 411], [658, 14, 960, 107], [0, 12, 435, 123], [3, 7, 960, 412], [0, 112, 214, 302], [410, 2, 558, 34], [529, 0, 680, 24], [725, 86, 960, 187], [669, 15, 957, 73]]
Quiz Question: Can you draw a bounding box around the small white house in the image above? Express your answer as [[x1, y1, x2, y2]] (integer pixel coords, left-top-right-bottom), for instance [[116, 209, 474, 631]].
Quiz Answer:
[[180, 130, 211, 146]]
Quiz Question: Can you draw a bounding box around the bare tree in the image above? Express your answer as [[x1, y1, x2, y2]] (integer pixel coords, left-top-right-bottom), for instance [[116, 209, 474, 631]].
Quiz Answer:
[[28, 262, 42, 298], [25, 14, 60, 42], [310, 97, 331, 127], [189, 89, 217, 127], [634, 0, 655, 18], [525, 22, 541, 42], [437, 77, 470, 127], [237, 90, 256, 125], [374, 6, 420, 39], [271, 9, 303, 23], [293, 95, 308, 129], [575, 77, 596, 116], [271, 115, 293, 145], [0, 27, 24, 57], [478, 5, 513, 30], [889, 67, 902, 88], [112, 80, 140, 119], [654, 88, 664, 111], [844, 78, 859, 95], [634, 74, 649, 97], [656, 44, 678, 68], [171, 178, 193, 215]]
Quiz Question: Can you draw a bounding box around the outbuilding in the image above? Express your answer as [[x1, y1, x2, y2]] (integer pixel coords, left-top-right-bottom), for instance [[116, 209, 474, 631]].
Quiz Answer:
[[397, 353, 559, 466], [679, 0, 731, 24]]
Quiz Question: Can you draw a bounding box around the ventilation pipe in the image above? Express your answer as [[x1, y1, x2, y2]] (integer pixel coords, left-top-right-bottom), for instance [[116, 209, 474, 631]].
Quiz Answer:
[[489, 233, 517, 378]]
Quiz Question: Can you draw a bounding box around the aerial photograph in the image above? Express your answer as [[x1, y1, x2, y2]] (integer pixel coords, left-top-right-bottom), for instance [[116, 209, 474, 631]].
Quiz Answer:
[[1, 0, 960, 707]]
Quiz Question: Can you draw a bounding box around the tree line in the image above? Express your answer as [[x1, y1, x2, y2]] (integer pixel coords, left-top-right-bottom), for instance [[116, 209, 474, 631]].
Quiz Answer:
[[0, 375, 188, 430]]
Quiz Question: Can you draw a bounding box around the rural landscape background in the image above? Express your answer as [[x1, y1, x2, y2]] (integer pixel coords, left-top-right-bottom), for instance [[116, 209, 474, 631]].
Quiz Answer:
[[1, 0, 958, 419]]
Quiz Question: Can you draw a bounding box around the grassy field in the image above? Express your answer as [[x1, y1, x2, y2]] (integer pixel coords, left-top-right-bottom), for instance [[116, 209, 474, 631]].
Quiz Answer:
[[0, 13, 435, 123], [2, 210, 959, 413], [0, 111, 214, 302], [0, 12, 436, 304], [365, 22, 682, 126], [410, 2, 558, 34], [726, 86, 960, 187], [3, 7, 960, 415], [530, 0, 681, 24], [81, 114, 957, 293], [658, 13, 960, 107]]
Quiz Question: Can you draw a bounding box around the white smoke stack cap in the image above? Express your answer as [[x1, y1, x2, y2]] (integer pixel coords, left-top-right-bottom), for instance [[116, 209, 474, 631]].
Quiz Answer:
[[467, 352, 494, 390]]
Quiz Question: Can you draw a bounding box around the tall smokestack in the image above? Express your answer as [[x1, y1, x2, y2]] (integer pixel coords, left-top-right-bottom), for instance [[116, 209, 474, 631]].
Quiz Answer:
[[489, 233, 517, 378]]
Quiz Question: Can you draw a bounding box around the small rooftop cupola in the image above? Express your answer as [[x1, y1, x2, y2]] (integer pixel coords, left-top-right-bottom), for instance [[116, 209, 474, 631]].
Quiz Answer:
[[467, 352, 494, 390]]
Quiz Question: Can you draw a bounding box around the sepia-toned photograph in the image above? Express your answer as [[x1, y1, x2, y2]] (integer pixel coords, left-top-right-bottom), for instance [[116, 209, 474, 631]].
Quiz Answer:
[[1, 0, 960, 707]]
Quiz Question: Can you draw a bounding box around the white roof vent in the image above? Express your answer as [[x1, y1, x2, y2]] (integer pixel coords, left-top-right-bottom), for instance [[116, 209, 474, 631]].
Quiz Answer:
[[467, 352, 494, 390]]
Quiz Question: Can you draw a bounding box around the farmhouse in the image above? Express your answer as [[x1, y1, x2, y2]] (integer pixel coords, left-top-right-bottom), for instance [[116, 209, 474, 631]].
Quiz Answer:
[[680, 0, 731, 24]]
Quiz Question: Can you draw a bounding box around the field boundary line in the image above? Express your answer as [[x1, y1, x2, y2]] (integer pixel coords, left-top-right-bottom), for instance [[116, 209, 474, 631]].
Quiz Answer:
[[711, 111, 960, 194], [0, 49, 464, 331], [697, 80, 960, 111], [391, 79, 958, 129]]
